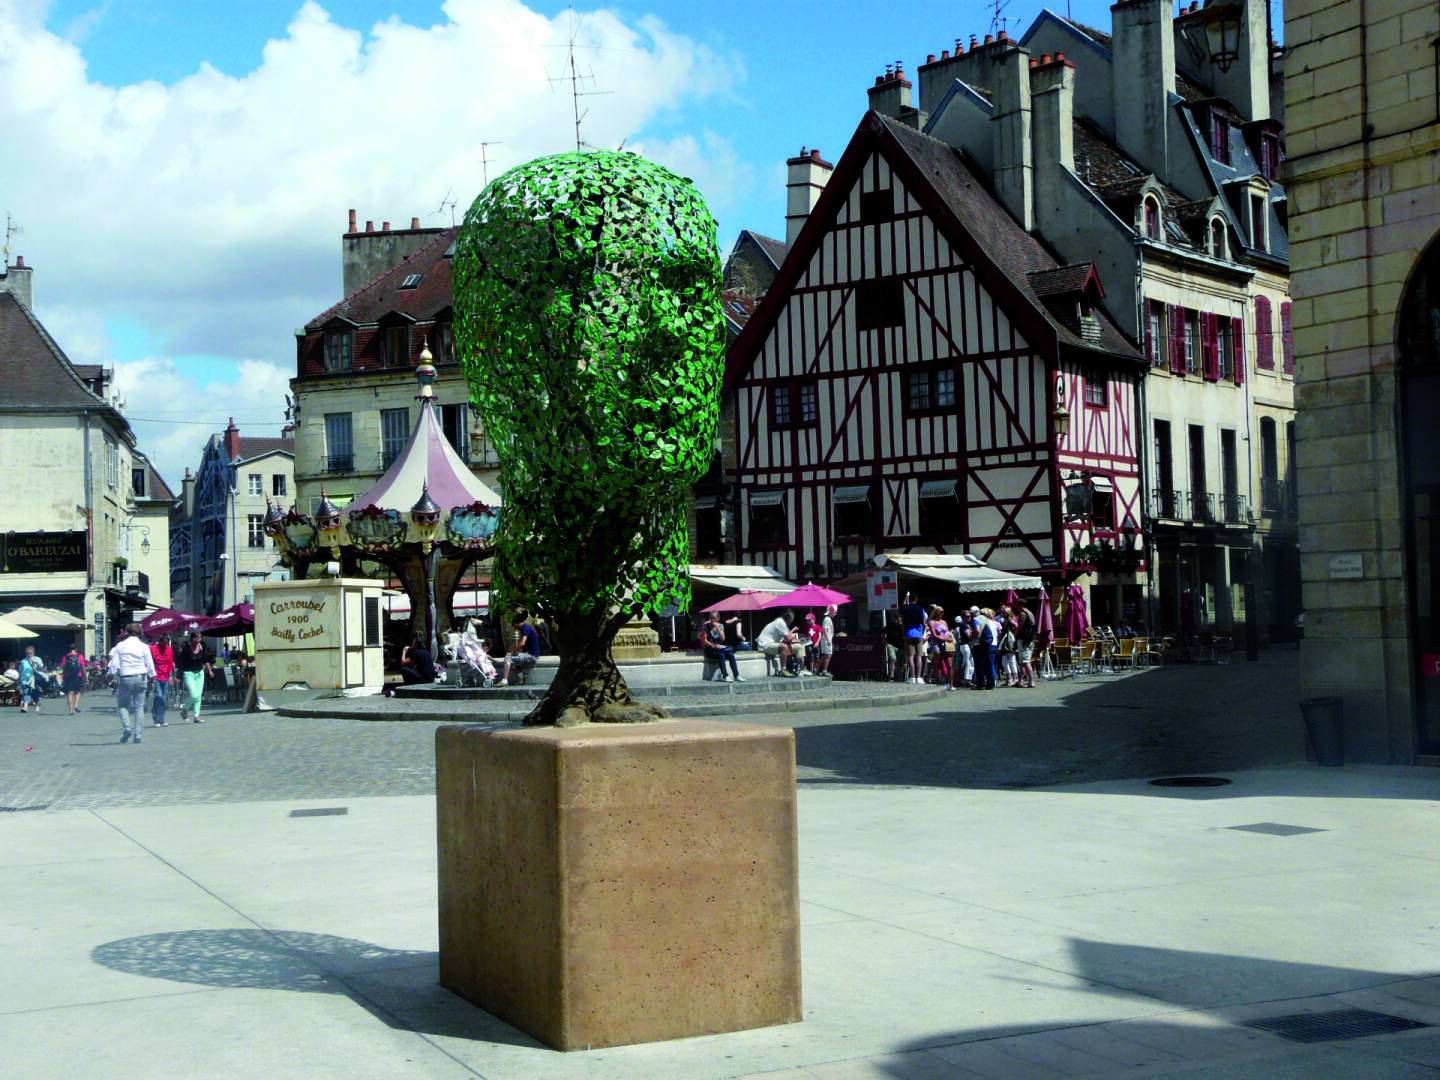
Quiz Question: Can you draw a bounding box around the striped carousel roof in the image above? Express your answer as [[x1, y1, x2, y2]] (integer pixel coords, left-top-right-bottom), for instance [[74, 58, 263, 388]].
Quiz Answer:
[[350, 398, 501, 513]]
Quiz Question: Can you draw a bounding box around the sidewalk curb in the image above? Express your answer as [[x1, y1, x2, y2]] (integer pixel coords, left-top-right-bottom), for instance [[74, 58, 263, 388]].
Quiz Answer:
[[275, 684, 947, 722]]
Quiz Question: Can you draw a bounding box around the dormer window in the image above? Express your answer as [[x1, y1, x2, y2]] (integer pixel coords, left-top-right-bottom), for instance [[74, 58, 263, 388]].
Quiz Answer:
[[324, 327, 353, 371], [380, 323, 410, 367], [1259, 132, 1281, 180], [1210, 218, 1227, 260], [1250, 194, 1268, 252], [1143, 197, 1161, 240], [1210, 112, 1231, 165]]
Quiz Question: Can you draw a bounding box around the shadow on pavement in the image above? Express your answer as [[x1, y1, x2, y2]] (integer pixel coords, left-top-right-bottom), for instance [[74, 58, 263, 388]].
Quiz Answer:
[[90, 929, 542, 1048]]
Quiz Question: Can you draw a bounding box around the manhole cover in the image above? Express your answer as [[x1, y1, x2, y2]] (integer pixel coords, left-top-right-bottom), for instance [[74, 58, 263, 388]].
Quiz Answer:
[[289, 807, 348, 818], [1228, 822, 1326, 837], [1247, 1008, 1427, 1043], [1148, 776, 1232, 787]]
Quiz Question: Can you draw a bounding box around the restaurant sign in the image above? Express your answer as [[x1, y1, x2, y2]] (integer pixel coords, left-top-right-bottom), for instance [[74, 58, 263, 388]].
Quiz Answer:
[[2, 531, 88, 574]]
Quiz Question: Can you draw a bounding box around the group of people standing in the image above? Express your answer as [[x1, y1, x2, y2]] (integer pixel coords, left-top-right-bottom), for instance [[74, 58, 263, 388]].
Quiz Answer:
[[103, 626, 216, 743], [889, 595, 1037, 691]]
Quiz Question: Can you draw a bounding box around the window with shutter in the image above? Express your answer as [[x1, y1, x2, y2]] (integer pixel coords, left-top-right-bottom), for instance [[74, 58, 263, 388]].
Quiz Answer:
[[1280, 302, 1293, 372], [1169, 305, 1186, 374], [1232, 315, 1245, 386], [1255, 297, 1274, 370], [1202, 313, 1220, 381]]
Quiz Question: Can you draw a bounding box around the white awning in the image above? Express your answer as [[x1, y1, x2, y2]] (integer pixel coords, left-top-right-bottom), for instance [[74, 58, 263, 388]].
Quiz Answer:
[[692, 495, 719, 510], [749, 491, 785, 508], [1090, 475, 1115, 491], [689, 564, 795, 593], [918, 478, 958, 499], [386, 589, 489, 618], [871, 553, 1043, 596], [832, 484, 871, 505]]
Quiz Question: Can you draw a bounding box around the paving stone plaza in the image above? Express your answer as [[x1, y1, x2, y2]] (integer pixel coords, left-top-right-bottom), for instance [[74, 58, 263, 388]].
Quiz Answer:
[[6, 654, 1440, 1078]]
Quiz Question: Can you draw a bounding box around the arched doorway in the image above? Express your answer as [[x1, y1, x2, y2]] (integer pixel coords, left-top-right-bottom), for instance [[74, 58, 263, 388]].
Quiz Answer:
[[1399, 235, 1440, 754]]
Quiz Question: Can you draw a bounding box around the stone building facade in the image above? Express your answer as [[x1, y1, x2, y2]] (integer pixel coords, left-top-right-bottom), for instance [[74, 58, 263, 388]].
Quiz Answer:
[[1284, 0, 1440, 763]]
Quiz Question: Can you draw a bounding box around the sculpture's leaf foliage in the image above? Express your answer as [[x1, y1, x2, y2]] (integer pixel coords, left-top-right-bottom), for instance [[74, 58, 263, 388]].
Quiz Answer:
[[454, 151, 724, 617]]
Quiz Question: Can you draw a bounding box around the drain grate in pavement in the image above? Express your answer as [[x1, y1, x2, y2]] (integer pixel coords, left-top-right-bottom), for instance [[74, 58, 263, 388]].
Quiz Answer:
[[289, 807, 348, 818], [1149, 776, 1232, 787], [1247, 1008, 1428, 1043], [1227, 822, 1327, 837], [0, 804, 50, 813]]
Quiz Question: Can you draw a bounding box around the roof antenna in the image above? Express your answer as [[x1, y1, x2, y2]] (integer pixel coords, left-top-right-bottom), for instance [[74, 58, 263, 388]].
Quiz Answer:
[[548, 5, 611, 152], [2, 212, 21, 268], [478, 140, 502, 186], [434, 188, 458, 226], [989, 0, 1013, 37]]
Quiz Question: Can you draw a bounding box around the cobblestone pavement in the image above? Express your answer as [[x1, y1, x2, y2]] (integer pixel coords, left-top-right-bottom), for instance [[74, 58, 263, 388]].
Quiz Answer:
[[0, 650, 1304, 810]]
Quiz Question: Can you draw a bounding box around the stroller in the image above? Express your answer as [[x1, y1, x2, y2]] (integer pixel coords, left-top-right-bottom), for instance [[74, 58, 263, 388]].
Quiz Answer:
[[445, 622, 498, 687]]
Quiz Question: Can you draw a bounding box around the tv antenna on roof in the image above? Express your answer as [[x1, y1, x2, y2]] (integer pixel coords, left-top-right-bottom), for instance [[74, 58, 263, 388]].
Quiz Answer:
[[989, 0, 1013, 36], [2, 212, 21, 267], [478, 141, 502, 186], [434, 188, 458, 226], [548, 6, 611, 152]]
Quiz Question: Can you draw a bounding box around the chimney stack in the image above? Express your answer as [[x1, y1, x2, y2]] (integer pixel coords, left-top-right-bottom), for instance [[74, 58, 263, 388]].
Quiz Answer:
[[348, 208, 357, 233], [867, 61, 913, 119], [785, 146, 834, 248], [1111, 0, 1175, 177], [410, 216, 421, 229], [0, 254, 34, 311], [989, 43, 1035, 231], [224, 417, 241, 462], [1031, 53, 1076, 229], [381, 221, 391, 232]]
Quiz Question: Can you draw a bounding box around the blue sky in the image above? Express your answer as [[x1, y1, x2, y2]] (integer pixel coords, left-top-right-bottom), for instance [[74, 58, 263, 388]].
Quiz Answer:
[[20, 0, 1238, 483]]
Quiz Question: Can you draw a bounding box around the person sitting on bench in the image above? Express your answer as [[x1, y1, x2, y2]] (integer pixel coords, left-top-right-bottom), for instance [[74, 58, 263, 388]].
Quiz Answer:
[[699, 611, 743, 682]]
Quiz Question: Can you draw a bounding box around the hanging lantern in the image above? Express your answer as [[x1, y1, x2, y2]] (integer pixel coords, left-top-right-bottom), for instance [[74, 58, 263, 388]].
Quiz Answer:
[[410, 484, 442, 552], [1203, 2, 1241, 73], [1052, 374, 1071, 440]]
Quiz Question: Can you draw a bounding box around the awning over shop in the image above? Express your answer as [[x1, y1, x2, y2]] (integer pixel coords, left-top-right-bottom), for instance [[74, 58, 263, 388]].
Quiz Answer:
[[748, 490, 785, 508], [870, 553, 1043, 595], [387, 589, 488, 618], [1090, 475, 1115, 491], [832, 484, 871, 505], [918, 478, 958, 499], [688, 564, 796, 594]]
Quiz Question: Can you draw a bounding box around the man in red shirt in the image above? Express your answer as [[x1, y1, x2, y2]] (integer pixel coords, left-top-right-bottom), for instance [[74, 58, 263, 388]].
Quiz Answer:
[[149, 634, 176, 727]]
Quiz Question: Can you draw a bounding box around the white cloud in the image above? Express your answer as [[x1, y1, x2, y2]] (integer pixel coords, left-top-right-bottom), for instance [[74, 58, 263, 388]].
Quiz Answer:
[[1, 0, 746, 479]]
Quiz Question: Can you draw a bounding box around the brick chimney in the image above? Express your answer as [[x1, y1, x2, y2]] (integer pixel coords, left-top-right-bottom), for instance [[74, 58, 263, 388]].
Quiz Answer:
[[867, 62, 913, 119], [224, 417, 241, 462], [989, 42, 1035, 231], [785, 147, 834, 248], [1112, 0, 1175, 178], [1031, 54, 1077, 229], [0, 254, 34, 311]]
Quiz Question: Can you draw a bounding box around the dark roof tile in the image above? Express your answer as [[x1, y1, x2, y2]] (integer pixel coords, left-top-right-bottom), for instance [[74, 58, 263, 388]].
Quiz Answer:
[[0, 293, 119, 411], [235, 436, 295, 461], [306, 228, 459, 330]]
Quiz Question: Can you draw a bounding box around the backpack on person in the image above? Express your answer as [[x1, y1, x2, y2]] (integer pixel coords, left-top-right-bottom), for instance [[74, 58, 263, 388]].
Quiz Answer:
[[62, 654, 81, 679]]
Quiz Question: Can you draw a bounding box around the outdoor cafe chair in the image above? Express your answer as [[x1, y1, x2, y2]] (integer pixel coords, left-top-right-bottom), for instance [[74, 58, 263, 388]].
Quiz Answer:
[[1114, 637, 1138, 670], [1073, 640, 1097, 675]]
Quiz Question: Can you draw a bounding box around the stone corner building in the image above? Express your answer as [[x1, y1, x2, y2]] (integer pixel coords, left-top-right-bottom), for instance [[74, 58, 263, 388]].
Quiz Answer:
[[1285, 0, 1440, 762]]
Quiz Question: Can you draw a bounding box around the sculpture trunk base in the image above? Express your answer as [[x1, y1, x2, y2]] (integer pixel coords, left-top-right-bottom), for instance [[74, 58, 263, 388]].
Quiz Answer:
[[525, 610, 669, 728]]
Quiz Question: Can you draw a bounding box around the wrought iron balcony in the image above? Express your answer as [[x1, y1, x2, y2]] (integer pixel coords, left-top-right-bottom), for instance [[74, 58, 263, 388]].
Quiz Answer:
[[1152, 488, 1184, 520], [323, 454, 355, 474], [1220, 493, 1252, 525]]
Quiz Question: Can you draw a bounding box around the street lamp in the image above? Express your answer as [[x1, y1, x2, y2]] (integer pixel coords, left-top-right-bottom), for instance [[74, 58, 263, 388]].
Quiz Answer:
[[1052, 374, 1071, 440], [1203, 2, 1241, 72], [120, 522, 151, 556]]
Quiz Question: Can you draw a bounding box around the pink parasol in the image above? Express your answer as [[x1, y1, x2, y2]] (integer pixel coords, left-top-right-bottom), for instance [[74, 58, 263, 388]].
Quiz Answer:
[[1035, 590, 1055, 649], [1063, 584, 1089, 643], [762, 582, 853, 610], [1004, 588, 1020, 608], [699, 588, 779, 613]]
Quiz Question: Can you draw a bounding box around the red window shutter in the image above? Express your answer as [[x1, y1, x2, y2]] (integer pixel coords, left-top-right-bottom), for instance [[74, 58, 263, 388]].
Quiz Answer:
[[1169, 305, 1185, 374], [1281, 301, 1294, 373], [1255, 297, 1273, 370], [1232, 314, 1245, 386], [1202, 313, 1219, 381], [1143, 303, 1154, 363]]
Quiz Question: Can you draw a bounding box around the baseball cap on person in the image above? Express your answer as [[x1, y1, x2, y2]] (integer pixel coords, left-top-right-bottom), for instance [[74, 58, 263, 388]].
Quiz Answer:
[[969, 606, 980, 615]]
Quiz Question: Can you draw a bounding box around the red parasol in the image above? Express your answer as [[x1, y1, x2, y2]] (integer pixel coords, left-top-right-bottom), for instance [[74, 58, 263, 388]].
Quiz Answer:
[[203, 602, 255, 635], [140, 608, 208, 637], [761, 582, 853, 609], [1035, 590, 1055, 650], [1063, 584, 1089, 643]]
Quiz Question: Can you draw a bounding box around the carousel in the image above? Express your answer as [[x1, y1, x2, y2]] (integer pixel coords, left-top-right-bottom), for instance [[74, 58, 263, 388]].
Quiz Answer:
[[264, 344, 501, 653]]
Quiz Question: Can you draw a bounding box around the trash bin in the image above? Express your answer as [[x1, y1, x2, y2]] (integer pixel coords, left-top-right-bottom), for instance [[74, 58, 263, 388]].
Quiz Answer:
[[1301, 696, 1344, 767]]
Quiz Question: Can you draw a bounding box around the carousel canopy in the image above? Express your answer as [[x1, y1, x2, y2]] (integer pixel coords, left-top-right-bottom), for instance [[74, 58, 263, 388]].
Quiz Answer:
[[349, 396, 501, 514]]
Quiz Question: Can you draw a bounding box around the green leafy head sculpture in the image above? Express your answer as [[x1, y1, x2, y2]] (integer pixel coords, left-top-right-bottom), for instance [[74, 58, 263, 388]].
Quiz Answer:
[[453, 150, 724, 725]]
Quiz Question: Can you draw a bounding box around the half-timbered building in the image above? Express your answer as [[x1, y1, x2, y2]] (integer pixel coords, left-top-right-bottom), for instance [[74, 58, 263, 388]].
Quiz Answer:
[[725, 112, 1144, 603]]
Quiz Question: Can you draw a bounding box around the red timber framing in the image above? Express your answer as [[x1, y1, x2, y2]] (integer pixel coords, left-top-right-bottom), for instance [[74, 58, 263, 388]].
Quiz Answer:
[[725, 112, 1142, 584]]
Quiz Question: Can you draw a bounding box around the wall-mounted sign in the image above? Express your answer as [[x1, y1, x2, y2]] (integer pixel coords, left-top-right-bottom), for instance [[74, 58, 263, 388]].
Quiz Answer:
[[1328, 553, 1364, 580], [866, 569, 898, 612], [2, 531, 88, 574], [260, 591, 340, 649]]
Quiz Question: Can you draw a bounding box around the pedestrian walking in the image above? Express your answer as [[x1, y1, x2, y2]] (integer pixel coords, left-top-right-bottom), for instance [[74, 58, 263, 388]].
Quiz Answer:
[[927, 606, 954, 688], [18, 645, 42, 713], [884, 613, 905, 681], [149, 635, 175, 726], [816, 604, 837, 677], [60, 645, 87, 714], [108, 623, 155, 744], [900, 593, 927, 683], [971, 606, 995, 690], [1014, 600, 1037, 688], [175, 631, 215, 723], [998, 606, 1020, 687]]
